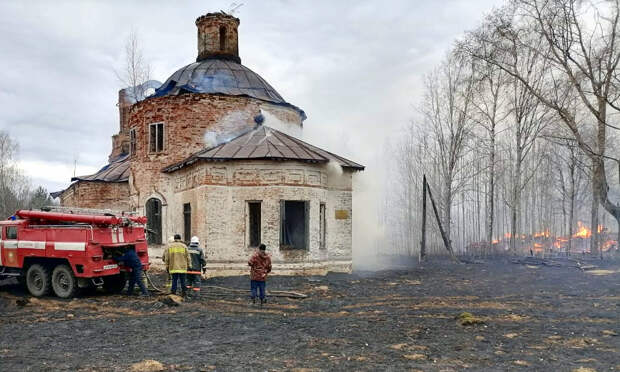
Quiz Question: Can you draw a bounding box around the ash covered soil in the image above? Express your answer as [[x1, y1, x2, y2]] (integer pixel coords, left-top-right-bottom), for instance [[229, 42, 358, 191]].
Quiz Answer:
[[1, 259, 619, 371]]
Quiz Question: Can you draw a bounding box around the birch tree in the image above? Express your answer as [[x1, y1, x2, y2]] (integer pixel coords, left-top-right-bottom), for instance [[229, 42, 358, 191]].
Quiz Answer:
[[461, 0, 620, 254], [423, 54, 475, 245]]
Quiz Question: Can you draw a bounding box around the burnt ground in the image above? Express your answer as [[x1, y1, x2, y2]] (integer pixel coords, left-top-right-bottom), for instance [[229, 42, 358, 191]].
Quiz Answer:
[[0, 258, 619, 372]]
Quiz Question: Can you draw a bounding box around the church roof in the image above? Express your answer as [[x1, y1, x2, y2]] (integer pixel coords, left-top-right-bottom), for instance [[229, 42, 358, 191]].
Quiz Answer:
[[151, 59, 306, 119], [163, 125, 365, 173], [71, 154, 130, 183]]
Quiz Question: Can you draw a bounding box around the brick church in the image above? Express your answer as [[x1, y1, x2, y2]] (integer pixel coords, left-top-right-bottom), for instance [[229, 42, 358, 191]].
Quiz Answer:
[[57, 12, 364, 275]]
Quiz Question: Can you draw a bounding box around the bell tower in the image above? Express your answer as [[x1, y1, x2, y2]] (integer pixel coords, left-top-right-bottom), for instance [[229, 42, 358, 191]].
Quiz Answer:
[[195, 12, 240, 63]]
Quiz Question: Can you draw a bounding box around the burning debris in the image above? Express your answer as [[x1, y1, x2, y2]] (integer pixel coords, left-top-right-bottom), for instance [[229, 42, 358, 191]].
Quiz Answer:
[[468, 221, 618, 257]]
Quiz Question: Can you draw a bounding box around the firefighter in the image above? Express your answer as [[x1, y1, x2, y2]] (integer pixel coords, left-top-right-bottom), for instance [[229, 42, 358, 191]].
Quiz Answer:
[[163, 234, 190, 296], [186, 236, 206, 295], [113, 248, 149, 296], [248, 243, 272, 305], [163, 236, 174, 292]]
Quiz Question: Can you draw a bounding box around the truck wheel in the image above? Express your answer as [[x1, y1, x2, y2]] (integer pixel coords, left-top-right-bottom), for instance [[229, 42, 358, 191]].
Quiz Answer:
[[103, 274, 126, 294], [26, 264, 51, 297], [51, 264, 78, 299]]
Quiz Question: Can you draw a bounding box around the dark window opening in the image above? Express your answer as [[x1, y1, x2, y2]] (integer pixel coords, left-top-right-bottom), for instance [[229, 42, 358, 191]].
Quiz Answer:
[[248, 202, 261, 247], [149, 123, 164, 153], [129, 128, 136, 156], [219, 26, 227, 51], [183, 203, 191, 244], [320, 203, 326, 249], [280, 201, 309, 250], [146, 198, 162, 245], [6, 226, 17, 240]]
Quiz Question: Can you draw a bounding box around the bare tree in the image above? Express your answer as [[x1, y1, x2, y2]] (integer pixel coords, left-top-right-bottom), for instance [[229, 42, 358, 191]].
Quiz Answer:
[[423, 53, 476, 245], [469, 56, 511, 249], [116, 29, 151, 102], [461, 0, 620, 254], [0, 131, 32, 218]]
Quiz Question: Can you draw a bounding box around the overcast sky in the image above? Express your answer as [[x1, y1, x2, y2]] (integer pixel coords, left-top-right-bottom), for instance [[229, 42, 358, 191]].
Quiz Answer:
[[0, 0, 505, 194]]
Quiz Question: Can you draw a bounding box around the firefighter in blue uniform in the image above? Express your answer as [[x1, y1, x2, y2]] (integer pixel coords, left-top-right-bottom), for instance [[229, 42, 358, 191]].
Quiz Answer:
[[113, 248, 149, 296]]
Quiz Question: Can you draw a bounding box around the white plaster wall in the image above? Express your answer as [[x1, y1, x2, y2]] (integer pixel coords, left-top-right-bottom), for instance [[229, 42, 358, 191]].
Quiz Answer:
[[145, 160, 354, 275]]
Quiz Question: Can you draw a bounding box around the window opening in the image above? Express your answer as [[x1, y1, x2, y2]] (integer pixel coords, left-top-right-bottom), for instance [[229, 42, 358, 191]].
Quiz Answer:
[[183, 203, 191, 243], [219, 26, 227, 51], [129, 128, 136, 156], [149, 123, 164, 153], [248, 202, 261, 247], [6, 226, 17, 240], [146, 198, 162, 244], [320, 203, 326, 249], [280, 201, 309, 250]]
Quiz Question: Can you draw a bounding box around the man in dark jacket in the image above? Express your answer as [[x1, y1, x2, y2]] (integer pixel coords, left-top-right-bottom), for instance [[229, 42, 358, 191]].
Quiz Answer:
[[113, 248, 149, 296], [248, 244, 272, 305], [186, 236, 206, 294]]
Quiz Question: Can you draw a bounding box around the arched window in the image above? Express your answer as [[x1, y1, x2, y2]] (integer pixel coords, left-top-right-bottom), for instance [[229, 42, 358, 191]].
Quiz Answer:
[[145, 198, 162, 245], [219, 26, 227, 51]]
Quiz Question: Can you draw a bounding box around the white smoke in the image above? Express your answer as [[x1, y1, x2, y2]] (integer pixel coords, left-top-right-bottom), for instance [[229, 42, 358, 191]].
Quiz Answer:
[[203, 131, 218, 148], [326, 160, 343, 177], [261, 109, 303, 138]]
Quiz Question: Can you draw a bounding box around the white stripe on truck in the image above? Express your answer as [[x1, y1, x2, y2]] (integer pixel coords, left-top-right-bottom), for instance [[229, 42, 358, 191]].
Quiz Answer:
[[18, 241, 46, 250], [54, 242, 86, 251]]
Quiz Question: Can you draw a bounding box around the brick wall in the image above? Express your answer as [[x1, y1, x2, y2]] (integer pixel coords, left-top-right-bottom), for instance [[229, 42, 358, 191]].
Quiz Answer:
[[60, 181, 130, 212], [127, 92, 303, 212]]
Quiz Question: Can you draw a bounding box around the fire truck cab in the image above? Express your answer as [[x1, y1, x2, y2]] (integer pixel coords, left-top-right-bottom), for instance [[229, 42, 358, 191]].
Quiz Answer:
[[0, 207, 150, 298]]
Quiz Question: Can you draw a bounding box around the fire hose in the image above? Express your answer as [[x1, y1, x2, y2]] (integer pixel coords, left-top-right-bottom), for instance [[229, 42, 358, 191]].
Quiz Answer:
[[142, 271, 307, 299]]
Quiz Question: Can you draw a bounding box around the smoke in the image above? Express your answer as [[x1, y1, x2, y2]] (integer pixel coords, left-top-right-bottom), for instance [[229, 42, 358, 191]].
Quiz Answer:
[[352, 157, 389, 271], [326, 160, 343, 177], [260, 109, 303, 138], [203, 131, 218, 148], [202, 110, 254, 149]]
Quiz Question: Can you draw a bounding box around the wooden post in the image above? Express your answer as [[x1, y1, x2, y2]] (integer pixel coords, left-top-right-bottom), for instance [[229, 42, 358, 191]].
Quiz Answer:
[[420, 175, 427, 260], [425, 177, 457, 259]]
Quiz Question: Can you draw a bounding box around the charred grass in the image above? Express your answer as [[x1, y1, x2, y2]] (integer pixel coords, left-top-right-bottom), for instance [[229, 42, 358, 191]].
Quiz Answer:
[[0, 258, 619, 371]]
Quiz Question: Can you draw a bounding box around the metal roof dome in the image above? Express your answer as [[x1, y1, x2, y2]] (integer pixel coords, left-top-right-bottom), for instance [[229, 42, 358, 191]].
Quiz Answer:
[[151, 59, 305, 118]]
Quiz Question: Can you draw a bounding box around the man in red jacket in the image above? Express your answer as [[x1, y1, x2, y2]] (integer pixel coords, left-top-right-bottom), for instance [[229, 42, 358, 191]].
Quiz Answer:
[[248, 244, 272, 305]]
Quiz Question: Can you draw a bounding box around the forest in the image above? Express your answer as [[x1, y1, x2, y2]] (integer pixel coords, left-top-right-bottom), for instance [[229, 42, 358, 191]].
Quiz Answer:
[[382, 0, 620, 259]]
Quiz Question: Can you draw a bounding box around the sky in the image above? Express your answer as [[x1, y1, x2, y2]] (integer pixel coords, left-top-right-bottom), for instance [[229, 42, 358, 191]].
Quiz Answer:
[[0, 0, 507, 257], [0, 0, 505, 192]]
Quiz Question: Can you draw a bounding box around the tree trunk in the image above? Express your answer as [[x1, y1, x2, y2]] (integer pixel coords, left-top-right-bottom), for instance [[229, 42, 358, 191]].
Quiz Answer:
[[420, 176, 427, 259], [486, 131, 495, 252], [590, 181, 600, 256], [567, 158, 576, 256], [510, 151, 522, 254], [444, 178, 453, 246]]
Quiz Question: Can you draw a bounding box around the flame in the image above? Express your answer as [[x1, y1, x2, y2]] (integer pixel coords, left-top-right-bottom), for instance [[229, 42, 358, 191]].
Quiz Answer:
[[504, 232, 512, 239], [572, 221, 591, 238], [491, 239, 500, 244], [532, 243, 544, 252], [533, 230, 550, 238], [597, 225, 605, 233], [602, 240, 617, 252]]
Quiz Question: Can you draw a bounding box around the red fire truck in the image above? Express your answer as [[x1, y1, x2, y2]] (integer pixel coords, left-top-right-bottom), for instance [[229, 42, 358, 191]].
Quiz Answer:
[[0, 207, 150, 298]]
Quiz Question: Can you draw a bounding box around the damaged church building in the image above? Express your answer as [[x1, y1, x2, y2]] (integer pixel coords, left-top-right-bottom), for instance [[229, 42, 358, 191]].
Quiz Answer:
[[56, 12, 364, 276]]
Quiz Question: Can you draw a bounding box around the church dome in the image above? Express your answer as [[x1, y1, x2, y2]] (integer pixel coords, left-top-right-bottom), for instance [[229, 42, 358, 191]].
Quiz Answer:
[[152, 59, 285, 104], [149, 12, 305, 118]]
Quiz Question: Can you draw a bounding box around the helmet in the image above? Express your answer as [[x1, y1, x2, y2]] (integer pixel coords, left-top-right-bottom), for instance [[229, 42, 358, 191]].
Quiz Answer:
[[191, 236, 200, 244]]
